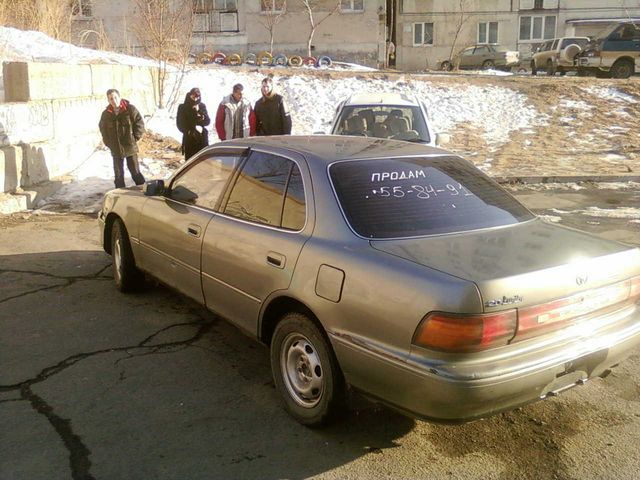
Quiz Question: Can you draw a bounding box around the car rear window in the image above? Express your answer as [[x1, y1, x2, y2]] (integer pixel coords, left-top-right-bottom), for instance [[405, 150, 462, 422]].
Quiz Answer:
[[329, 156, 534, 239]]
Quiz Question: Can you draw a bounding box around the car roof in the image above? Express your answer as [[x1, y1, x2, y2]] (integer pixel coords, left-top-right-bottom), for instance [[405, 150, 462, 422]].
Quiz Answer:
[[343, 92, 420, 107], [220, 135, 449, 164]]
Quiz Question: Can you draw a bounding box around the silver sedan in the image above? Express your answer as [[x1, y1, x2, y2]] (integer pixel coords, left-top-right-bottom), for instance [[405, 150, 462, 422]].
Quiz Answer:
[[98, 135, 640, 426]]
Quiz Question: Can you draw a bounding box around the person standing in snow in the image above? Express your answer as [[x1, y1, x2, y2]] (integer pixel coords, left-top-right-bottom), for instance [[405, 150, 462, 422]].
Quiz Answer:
[[215, 83, 255, 140], [253, 77, 292, 136], [176, 87, 210, 160], [98, 89, 146, 189]]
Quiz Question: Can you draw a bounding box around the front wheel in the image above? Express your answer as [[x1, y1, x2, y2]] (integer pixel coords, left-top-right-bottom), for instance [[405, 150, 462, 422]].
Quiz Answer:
[[482, 60, 495, 70], [111, 219, 144, 292], [546, 60, 556, 76], [271, 312, 345, 427], [440, 60, 453, 71], [531, 61, 538, 76], [610, 60, 634, 79]]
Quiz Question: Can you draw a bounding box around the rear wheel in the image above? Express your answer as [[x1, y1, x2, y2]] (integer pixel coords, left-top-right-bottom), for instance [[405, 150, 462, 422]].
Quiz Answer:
[[440, 60, 453, 71], [610, 60, 634, 79], [271, 312, 345, 427], [482, 60, 495, 70], [111, 219, 144, 292], [531, 61, 538, 76]]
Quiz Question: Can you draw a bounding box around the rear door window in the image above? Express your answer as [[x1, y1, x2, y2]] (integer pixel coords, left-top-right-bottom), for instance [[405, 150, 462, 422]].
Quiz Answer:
[[223, 151, 306, 229], [329, 156, 534, 239]]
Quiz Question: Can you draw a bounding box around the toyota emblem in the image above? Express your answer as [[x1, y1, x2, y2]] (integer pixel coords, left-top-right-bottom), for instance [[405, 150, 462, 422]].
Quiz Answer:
[[576, 274, 588, 286]]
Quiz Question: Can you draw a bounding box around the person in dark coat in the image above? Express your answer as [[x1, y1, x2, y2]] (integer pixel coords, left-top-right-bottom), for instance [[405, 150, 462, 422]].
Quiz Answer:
[[98, 88, 146, 189], [176, 87, 210, 160], [253, 77, 292, 136]]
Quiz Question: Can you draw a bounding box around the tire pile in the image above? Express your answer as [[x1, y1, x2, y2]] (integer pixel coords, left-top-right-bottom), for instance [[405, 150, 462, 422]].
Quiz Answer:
[[195, 51, 332, 68]]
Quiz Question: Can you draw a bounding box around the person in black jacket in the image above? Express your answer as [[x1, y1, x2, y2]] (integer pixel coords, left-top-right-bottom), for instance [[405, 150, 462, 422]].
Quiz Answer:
[[98, 89, 146, 188], [253, 77, 292, 136], [176, 87, 211, 160]]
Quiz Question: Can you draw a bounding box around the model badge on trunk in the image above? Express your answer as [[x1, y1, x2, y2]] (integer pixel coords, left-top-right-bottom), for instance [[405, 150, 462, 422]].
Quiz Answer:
[[484, 295, 524, 308]]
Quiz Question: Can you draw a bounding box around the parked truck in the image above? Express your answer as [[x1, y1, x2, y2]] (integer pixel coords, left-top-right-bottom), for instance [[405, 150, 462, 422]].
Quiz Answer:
[[575, 22, 640, 79]]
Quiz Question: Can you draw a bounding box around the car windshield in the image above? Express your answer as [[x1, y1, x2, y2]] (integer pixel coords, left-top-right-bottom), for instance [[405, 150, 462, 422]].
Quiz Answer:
[[333, 105, 430, 143], [330, 156, 534, 239]]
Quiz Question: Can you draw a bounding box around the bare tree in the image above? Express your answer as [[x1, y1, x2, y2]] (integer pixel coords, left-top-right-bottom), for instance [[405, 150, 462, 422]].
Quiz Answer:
[[0, 0, 73, 42], [259, 0, 288, 54], [299, 0, 340, 58], [132, 0, 194, 108], [447, 0, 472, 70]]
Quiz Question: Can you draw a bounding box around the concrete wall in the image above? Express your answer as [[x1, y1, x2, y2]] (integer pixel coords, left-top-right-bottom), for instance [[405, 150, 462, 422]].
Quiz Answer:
[[0, 62, 158, 194], [396, 0, 640, 71]]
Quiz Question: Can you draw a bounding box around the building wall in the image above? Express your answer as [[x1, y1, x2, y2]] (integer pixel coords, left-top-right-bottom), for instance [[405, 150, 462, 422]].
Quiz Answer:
[[76, 0, 387, 67], [396, 0, 640, 71]]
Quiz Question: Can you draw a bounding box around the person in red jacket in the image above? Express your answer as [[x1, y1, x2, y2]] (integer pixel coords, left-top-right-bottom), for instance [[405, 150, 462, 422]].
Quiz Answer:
[[215, 83, 256, 140]]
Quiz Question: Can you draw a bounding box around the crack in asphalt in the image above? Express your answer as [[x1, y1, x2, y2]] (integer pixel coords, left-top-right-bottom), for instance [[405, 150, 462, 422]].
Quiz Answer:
[[0, 318, 215, 480], [0, 266, 112, 304]]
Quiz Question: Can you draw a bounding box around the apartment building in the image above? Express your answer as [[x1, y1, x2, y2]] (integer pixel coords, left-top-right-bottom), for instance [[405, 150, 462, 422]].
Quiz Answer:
[[395, 0, 640, 71], [71, 0, 388, 66]]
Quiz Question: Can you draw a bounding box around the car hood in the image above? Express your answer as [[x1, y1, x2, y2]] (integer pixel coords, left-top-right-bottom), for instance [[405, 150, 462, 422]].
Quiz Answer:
[[371, 219, 640, 311]]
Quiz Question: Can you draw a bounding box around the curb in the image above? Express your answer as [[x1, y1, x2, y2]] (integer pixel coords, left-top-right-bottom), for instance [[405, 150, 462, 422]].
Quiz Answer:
[[495, 175, 640, 184], [0, 178, 71, 215]]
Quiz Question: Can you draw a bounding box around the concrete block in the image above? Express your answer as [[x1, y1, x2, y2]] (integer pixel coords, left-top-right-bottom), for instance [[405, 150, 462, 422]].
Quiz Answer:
[[0, 146, 23, 193], [3, 62, 93, 102], [0, 101, 55, 144]]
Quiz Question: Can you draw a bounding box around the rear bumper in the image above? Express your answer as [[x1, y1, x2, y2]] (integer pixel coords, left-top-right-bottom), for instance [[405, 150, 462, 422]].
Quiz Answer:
[[331, 303, 640, 422], [577, 57, 605, 70]]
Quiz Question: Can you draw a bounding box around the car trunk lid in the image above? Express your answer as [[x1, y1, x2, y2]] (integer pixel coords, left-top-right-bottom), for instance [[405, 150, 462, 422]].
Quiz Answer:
[[371, 219, 640, 316]]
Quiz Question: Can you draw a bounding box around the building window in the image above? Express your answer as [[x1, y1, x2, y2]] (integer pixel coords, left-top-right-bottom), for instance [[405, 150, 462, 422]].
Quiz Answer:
[[71, 0, 92, 17], [413, 22, 434, 46], [519, 15, 555, 41], [193, 0, 237, 13], [261, 0, 285, 13], [534, 0, 543, 8], [478, 22, 498, 44], [341, 0, 364, 12]]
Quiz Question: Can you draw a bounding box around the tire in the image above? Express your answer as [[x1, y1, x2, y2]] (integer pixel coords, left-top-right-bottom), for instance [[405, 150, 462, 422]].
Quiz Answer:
[[482, 60, 495, 70], [546, 60, 556, 76], [212, 52, 226, 64], [302, 56, 317, 67], [440, 60, 453, 71], [316, 55, 332, 67], [244, 53, 257, 65], [271, 312, 345, 427], [257, 51, 273, 66], [224, 53, 242, 66], [288, 55, 303, 67], [272, 53, 288, 66], [610, 60, 634, 79], [111, 219, 144, 293], [531, 61, 538, 76]]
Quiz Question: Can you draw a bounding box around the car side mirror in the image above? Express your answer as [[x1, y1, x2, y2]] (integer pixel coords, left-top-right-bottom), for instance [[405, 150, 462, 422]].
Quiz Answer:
[[435, 133, 450, 146], [143, 179, 165, 196]]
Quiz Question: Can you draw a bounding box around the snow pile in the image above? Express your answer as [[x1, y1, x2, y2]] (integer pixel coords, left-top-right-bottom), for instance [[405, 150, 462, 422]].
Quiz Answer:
[[0, 26, 156, 66], [582, 86, 638, 104], [160, 67, 538, 146]]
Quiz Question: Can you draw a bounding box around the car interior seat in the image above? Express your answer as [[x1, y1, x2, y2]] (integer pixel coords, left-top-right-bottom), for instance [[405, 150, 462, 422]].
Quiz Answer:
[[344, 115, 367, 136], [358, 109, 375, 131], [391, 117, 420, 141]]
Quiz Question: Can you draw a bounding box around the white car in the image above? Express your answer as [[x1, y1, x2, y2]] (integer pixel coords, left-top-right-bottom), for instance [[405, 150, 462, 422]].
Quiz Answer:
[[329, 93, 444, 147]]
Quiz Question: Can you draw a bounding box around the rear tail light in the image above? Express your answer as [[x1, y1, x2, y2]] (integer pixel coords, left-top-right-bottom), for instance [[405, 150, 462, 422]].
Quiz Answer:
[[514, 277, 637, 341], [414, 275, 640, 352], [412, 310, 517, 353]]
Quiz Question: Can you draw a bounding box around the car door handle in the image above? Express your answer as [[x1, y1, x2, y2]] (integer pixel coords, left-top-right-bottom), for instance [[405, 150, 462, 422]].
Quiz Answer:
[[187, 224, 201, 238], [267, 252, 285, 269]]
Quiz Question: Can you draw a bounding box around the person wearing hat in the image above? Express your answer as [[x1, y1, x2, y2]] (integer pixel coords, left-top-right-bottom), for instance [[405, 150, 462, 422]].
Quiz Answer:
[[176, 87, 211, 160], [98, 88, 146, 188], [215, 83, 256, 140], [253, 77, 292, 136]]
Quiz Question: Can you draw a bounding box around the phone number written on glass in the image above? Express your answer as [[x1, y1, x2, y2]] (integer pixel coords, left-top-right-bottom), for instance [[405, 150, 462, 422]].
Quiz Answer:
[[367, 183, 474, 199]]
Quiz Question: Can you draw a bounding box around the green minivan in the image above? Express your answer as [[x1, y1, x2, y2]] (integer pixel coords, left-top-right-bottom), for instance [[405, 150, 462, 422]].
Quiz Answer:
[[576, 22, 640, 78]]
